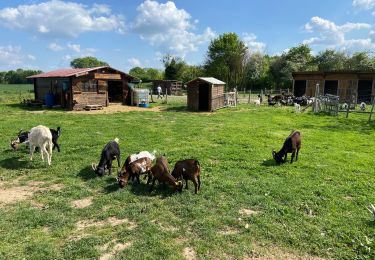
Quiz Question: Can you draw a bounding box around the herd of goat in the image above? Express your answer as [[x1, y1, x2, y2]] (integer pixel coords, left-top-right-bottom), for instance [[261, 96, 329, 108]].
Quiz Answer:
[[254, 93, 367, 112], [10, 125, 302, 194]]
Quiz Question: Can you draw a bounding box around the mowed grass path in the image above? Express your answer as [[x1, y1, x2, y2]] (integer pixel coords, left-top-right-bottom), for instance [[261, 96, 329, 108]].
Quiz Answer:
[[0, 85, 375, 259]]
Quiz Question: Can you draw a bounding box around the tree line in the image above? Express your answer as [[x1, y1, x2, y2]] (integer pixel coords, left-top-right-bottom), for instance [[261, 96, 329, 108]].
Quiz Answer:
[[0, 69, 42, 84], [130, 33, 375, 90]]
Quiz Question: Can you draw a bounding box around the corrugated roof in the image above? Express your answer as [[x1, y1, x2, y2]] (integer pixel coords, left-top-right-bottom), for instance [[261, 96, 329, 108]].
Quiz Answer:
[[27, 66, 117, 78], [187, 77, 226, 85]]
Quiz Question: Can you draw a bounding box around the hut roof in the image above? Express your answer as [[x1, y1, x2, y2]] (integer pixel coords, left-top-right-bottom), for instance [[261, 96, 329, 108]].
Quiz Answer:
[[27, 66, 134, 79], [187, 77, 226, 85]]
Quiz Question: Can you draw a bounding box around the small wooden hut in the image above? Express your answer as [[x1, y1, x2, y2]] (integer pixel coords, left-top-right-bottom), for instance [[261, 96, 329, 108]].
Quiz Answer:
[[152, 80, 183, 95], [292, 71, 375, 103], [186, 77, 226, 111], [28, 66, 135, 110]]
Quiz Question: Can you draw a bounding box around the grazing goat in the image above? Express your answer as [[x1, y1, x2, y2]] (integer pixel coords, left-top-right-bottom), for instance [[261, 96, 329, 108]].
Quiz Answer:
[[341, 103, 348, 110], [272, 131, 301, 164], [92, 138, 120, 177], [11, 127, 61, 152], [117, 151, 155, 188], [10, 129, 29, 150], [266, 94, 277, 106], [149, 156, 183, 193], [171, 159, 201, 194], [360, 102, 366, 111], [254, 99, 261, 106], [28, 125, 53, 165]]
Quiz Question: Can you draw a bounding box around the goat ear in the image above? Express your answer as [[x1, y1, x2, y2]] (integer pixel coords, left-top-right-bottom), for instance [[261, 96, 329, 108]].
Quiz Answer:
[[18, 129, 23, 136], [91, 163, 97, 171]]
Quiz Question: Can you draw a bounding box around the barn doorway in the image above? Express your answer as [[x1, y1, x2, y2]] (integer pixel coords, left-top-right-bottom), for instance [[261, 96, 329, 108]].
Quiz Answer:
[[358, 80, 372, 103], [108, 81, 123, 103], [324, 80, 338, 95], [198, 83, 210, 111], [294, 80, 306, 97]]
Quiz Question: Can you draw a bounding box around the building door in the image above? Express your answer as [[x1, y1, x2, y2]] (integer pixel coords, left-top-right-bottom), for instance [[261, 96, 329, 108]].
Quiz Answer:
[[324, 80, 338, 95], [294, 80, 306, 97], [198, 83, 209, 111], [108, 81, 123, 103], [358, 80, 372, 103]]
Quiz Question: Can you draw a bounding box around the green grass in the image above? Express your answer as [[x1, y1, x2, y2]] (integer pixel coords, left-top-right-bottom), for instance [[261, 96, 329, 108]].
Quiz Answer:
[[0, 84, 375, 259]]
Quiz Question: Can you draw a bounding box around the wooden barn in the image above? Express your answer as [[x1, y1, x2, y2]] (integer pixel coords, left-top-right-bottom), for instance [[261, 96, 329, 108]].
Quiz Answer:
[[187, 77, 226, 112], [28, 66, 135, 110], [152, 80, 183, 95], [292, 71, 375, 103]]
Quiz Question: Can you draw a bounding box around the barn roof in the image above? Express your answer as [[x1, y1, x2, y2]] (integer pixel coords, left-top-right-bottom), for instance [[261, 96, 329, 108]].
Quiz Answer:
[[187, 77, 226, 85], [27, 66, 134, 79]]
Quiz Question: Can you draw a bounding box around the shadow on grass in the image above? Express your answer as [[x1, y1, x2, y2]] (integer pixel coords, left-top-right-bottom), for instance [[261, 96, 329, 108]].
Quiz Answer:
[[160, 105, 189, 112], [261, 159, 278, 167], [5, 103, 64, 112], [0, 156, 29, 169], [77, 166, 97, 181], [129, 181, 179, 197]]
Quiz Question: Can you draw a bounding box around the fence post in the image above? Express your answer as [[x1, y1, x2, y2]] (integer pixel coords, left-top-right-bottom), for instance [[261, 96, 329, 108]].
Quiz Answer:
[[248, 89, 251, 104], [314, 83, 319, 113], [369, 95, 375, 122]]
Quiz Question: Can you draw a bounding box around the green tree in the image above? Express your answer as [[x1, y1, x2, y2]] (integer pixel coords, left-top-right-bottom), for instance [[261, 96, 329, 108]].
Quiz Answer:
[[313, 50, 347, 71], [269, 44, 314, 88], [204, 33, 248, 90], [180, 65, 205, 82], [346, 52, 375, 71], [243, 53, 272, 90], [162, 55, 186, 80], [70, 56, 109, 68], [128, 67, 163, 82]]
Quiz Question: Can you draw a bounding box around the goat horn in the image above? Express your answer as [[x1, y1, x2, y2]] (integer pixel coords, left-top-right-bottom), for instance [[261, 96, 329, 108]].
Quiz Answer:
[[91, 163, 97, 171]]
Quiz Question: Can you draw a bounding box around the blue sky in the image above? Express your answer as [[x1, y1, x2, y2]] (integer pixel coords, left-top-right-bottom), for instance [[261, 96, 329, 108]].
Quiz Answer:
[[0, 0, 374, 72]]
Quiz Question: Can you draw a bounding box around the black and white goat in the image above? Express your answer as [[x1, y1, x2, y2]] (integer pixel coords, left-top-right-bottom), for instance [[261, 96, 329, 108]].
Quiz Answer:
[[29, 125, 53, 165], [11, 127, 61, 152], [92, 138, 120, 177], [360, 102, 366, 111]]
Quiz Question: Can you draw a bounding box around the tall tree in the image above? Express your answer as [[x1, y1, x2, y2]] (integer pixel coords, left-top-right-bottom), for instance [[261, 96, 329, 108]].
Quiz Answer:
[[129, 67, 163, 82], [204, 33, 248, 89], [313, 50, 347, 71], [346, 52, 375, 71], [162, 55, 186, 80], [70, 56, 109, 68], [243, 53, 271, 90]]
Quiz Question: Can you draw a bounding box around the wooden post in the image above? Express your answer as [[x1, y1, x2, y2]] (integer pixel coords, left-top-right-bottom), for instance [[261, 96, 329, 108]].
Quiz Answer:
[[314, 83, 319, 113], [346, 88, 352, 118], [165, 88, 168, 104], [248, 89, 251, 104], [369, 95, 375, 122]]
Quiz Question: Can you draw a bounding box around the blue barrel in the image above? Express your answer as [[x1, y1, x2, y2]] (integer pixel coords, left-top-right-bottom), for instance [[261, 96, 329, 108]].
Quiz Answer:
[[45, 93, 55, 108]]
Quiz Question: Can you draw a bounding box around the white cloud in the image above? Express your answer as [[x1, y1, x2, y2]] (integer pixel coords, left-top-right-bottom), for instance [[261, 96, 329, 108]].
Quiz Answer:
[[62, 54, 72, 62], [0, 45, 37, 69], [0, 0, 125, 38], [353, 0, 375, 9], [67, 43, 81, 53], [127, 57, 142, 67], [303, 16, 374, 51], [242, 33, 266, 53], [48, 42, 64, 51], [132, 0, 215, 56], [27, 54, 36, 60]]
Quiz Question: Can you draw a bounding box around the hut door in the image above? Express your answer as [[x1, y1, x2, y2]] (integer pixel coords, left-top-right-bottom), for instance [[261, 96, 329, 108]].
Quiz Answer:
[[198, 83, 209, 111], [294, 80, 306, 97], [358, 80, 372, 103], [108, 81, 123, 103], [324, 80, 338, 95]]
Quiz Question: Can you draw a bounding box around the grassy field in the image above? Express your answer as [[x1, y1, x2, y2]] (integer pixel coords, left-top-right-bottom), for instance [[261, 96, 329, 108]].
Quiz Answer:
[[0, 84, 375, 259]]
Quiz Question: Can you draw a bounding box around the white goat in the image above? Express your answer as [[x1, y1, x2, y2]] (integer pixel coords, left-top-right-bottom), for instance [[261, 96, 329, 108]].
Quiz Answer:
[[28, 125, 53, 165], [360, 102, 366, 111], [294, 103, 301, 113], [254, 99, 261, 106], [341, 103, 348, 110]]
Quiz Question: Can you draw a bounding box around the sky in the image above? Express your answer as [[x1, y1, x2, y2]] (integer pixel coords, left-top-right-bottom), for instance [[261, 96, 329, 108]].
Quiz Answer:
[[0, 0, 375, 72]]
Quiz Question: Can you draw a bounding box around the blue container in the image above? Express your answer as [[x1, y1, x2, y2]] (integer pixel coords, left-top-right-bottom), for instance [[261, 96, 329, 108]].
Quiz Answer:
[[45, 93, 55, 108], [139, 103, 149, 108]]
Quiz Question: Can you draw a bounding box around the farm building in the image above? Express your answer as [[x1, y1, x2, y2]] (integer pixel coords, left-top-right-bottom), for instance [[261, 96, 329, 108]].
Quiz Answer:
[[292, 71, 375, 103], [187, 77, 226, 112], [28, 66, 135, 110], [152, 80, 183, 95]]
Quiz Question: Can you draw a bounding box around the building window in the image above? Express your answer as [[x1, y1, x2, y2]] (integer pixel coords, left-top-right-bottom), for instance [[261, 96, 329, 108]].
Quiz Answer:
[[82, 81, 98, 92]]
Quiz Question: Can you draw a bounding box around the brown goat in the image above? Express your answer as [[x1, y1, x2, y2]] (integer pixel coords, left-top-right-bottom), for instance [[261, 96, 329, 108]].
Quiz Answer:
[[117, 156, 153, 188], [171, 159, 201, 194], [272, 131, 301, 164], [149, 156, 183, 192]]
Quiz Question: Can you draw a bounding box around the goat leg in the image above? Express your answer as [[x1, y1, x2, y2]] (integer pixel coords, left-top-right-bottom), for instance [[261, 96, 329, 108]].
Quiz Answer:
[[149, 178, 156, 192], [192, 176, 199, 194], [117, 156, 120, 167], [108, 161, 112, 175], [185, 178, 189, 190], [296, 148, 299, 161], [30, 145, 36, 161], [197, 175, 201, 191], [283, 154, 287, 163], [136, 175, 141, 184], [291, 152, 295, 163]]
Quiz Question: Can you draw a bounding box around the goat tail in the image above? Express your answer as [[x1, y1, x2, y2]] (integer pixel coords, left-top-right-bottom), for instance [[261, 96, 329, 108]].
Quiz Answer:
[[114, 138, 119, 144]]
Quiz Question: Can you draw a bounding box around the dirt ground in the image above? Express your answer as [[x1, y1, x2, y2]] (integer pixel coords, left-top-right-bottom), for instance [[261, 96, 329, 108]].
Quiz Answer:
[[69, 103, 162, 114]]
